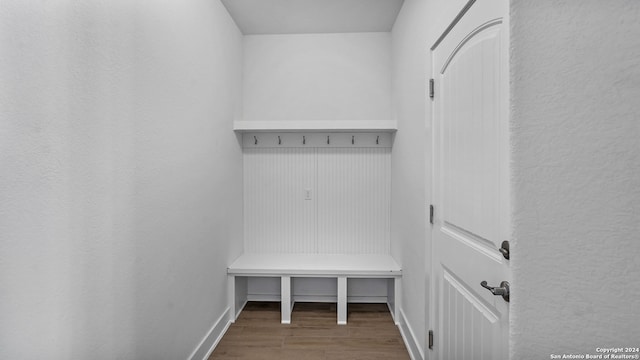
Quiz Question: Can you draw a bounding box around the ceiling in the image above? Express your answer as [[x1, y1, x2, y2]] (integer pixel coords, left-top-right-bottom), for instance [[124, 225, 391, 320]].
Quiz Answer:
[[220, 0, 405, 35]]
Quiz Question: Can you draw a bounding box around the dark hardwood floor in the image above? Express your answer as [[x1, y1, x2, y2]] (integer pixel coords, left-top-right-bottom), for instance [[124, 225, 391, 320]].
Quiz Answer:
[[209, 301, 411, 360]]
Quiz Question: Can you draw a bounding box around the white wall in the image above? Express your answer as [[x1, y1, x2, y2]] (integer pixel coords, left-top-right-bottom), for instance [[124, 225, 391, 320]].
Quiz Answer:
[[0, 1, 243, 359], [243, 32, 392, 121], [390, 0, 467, 358], [510, 1, 640, 357]]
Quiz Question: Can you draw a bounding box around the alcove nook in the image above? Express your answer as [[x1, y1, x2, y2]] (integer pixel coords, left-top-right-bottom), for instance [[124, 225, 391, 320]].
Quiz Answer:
[[222, 0, 405, 326]]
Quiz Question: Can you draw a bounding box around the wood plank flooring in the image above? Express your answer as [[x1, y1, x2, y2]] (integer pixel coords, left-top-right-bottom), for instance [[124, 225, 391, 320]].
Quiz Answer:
[[209, 302, 411, 360]]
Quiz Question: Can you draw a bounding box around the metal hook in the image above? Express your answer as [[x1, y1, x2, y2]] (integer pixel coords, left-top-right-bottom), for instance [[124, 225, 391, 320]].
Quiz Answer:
[[352, 135, 355, 145], [303, 136, 306, 145], [327, 136, 330, 145], [278, 136, 281, 145], [254, 136, 258, 145], [376, 135, 379, 145]]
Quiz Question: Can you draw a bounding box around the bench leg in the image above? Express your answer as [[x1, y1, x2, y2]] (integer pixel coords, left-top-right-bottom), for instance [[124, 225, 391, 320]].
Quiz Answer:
[[337, 276, 347, 325], [394, 277, 401, 325], [281, 276, 291, 324], [228, 274, 236, 323]]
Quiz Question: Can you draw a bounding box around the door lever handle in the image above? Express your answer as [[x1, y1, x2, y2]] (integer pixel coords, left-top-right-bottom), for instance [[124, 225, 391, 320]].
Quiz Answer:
[[480, 280, 510, 302]]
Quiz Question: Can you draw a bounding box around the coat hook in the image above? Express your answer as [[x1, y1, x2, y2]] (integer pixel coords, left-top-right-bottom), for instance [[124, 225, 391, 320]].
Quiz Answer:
[[278, 136, 281, 145], [327, 135, 330, 145], [352, 135, 355, 145], [303, 135, 306, 145], [254, 136, 258, 145], [376, 135, 379, 145]]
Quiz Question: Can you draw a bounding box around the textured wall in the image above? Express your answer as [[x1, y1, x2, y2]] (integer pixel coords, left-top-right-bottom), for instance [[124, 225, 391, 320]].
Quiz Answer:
[[243, 32, 392, 121], [510, 1, 640, 357], [0, 1, 243, 359]]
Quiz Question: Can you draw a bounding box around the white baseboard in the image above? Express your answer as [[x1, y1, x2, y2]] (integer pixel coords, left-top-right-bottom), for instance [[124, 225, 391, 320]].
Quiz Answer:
[[247, 294, 280, 302], [387, 302, 398, 324], [292, 295, 337, 302], [246, 294, 387, 303], [188, 307, 231, 360], [398, 307, 425, 360], [234, 299, 248, 320], [348, 296, 388, 303]]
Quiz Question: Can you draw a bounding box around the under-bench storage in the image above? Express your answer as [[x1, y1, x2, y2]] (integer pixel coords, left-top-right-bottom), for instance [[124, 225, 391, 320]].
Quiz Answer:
[[227, 254, 402, 325]]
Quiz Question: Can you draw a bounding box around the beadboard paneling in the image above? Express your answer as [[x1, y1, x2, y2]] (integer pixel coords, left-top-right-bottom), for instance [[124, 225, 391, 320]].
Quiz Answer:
[[317, 148, 391, 254], [244, 148, 315, 253], [243, 147, 391, 254]]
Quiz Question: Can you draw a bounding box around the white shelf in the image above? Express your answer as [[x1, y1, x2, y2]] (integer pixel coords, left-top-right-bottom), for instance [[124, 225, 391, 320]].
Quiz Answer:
[[233, 120, 397, 133]]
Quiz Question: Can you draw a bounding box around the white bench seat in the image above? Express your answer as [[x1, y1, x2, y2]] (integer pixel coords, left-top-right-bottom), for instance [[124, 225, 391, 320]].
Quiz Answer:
[[227, 254, 402, 325]]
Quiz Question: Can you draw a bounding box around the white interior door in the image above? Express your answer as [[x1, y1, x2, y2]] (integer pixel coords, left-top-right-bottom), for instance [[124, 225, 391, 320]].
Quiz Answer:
[[431, 0, 510, 359]]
